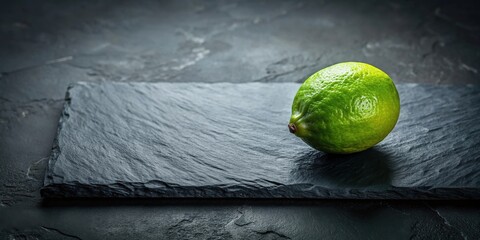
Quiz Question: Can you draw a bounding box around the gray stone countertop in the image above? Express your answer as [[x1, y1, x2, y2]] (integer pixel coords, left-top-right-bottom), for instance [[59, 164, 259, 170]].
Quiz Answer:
[[1, 1, 479, 239]]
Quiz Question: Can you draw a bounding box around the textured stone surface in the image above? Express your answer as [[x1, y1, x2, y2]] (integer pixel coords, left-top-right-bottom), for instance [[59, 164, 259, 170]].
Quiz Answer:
[[41, 82, 480, 199], [2, 0, 480, 239]]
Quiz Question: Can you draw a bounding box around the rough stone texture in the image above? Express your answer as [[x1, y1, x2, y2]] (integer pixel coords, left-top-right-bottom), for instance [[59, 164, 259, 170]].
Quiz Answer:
[[41, 82, 480, 199], [2, 0, 480, 239]]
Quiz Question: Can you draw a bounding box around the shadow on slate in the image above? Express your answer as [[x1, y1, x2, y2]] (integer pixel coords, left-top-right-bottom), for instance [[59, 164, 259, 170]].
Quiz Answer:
[[293, 148, 394, 189], [41, 82, 480, 199]]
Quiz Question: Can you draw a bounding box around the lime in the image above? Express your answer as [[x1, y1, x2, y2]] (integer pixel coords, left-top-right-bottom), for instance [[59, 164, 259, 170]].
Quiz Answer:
[[288, 62, 400, 154]]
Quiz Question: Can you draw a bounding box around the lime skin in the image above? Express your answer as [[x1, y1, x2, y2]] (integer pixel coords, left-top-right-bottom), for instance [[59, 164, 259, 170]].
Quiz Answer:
[[289, 62, 400, 154]]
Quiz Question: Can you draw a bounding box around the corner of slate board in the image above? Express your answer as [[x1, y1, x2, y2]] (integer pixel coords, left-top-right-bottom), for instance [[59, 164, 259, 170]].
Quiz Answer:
[[41, 82, 82, 198], [41, 82, 480, 199]]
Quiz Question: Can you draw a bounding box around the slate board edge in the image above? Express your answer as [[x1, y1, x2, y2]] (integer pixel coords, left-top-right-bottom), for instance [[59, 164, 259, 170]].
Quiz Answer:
[[42, 84, 74, 188], [41, 182, 480, 199]]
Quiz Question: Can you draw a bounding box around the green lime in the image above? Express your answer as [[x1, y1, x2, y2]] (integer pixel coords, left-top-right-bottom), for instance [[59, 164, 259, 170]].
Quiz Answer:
[[288, 62, 400, 154]]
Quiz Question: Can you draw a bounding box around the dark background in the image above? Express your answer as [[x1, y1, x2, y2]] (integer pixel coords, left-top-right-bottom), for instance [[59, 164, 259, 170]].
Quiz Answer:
[[1, 0, 479, 239]]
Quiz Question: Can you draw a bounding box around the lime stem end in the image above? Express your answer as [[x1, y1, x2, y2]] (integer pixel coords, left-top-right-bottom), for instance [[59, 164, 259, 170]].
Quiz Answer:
[[288, 123, 297, 133]]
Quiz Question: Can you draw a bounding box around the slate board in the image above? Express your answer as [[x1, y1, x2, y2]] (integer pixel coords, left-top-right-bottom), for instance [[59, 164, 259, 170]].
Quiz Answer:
[[41, 82, 480, 199]]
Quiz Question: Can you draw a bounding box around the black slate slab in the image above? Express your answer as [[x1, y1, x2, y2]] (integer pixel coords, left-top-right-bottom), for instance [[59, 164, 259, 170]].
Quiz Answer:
[[41, 82, 480, 199]]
